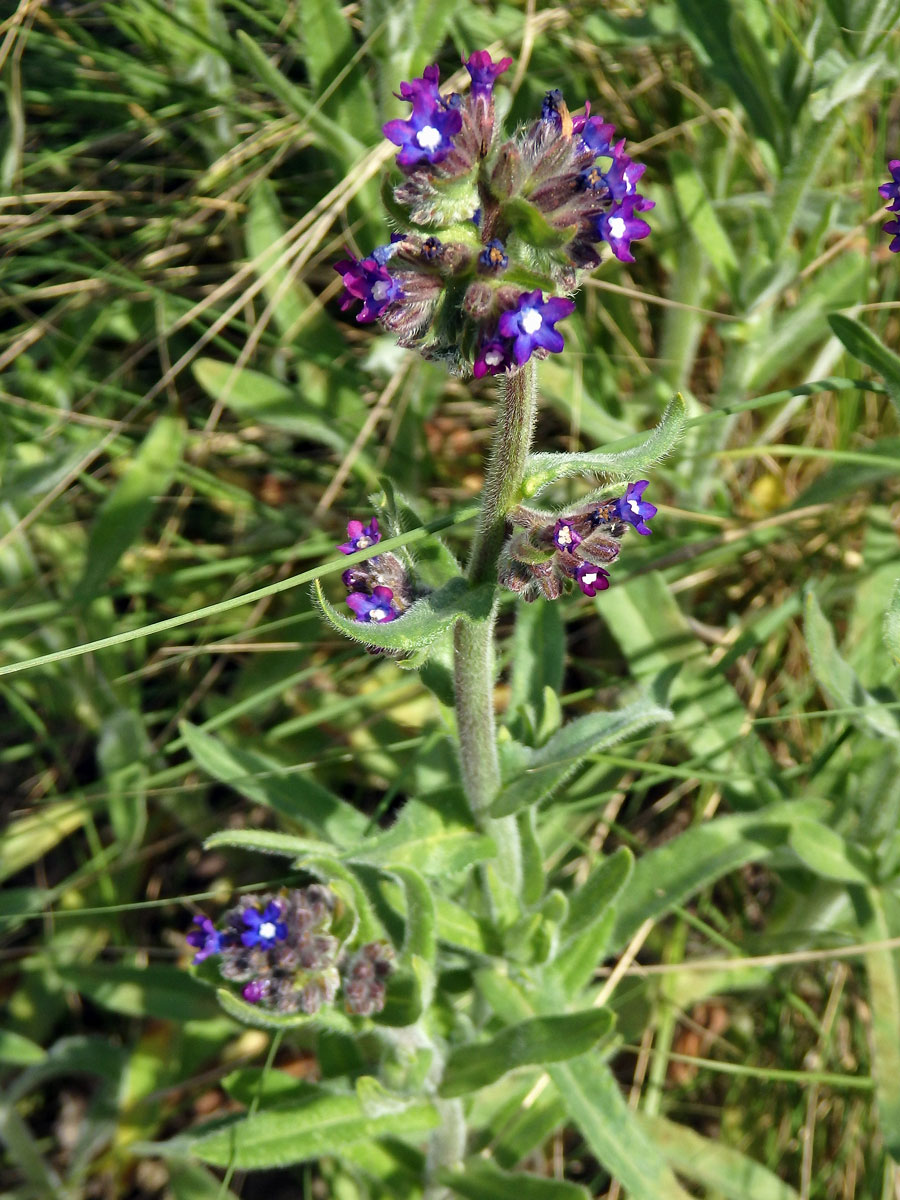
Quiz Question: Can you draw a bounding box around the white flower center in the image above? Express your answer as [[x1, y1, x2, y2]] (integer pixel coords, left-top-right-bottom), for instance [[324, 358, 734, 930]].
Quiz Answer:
[[356, 535, 372, 548], [259, 921, 276, 940], [557, 526, 574, 546], [628, 499, 641, 516], [485, 348, 504, 366], [608, 216, 627, 240], [370, 607, 388, 622], [416, 125, 442, 151], [521, 308, 543, 335], [371, 281, 391, 301], [582, 572, 598, 585]]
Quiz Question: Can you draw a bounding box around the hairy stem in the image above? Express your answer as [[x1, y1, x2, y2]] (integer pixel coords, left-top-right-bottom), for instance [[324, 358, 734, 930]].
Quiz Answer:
[[453, 360, 537, 894]]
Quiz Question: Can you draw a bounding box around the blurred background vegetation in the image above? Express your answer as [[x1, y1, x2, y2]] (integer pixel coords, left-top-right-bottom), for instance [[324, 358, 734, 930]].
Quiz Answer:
[[1, 0, 899, 1196]]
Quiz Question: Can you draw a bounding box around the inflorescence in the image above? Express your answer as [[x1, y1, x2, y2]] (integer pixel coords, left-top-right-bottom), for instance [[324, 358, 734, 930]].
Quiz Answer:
[[879, 159, 900, 253], [499, 480, 657, 602], [336, 517, 415, 625], [335, 52, 652, 376], [186, 887, 395, 1016]]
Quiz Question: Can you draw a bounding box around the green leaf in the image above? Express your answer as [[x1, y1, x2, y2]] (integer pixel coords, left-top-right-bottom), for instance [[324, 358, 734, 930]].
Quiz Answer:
[[72, 415, 184, 604], [440, 1158, 590, 1200], [314, 576, 494, 654], [183, 1088, 439, 1168], [215, 988, 353, 1033], [788, 821, 872, 883], [885, 579, 900, 661], [439, 1009, 614, 1098], [181, 722, 368, 845], [359, 823, 496, 876], [828, 313, 900, 414], [203, 828, 328, 858], [637, 1113, 801, 1200], [563, 846, 634, 939], [610, 800, 829, 952], [224, 1068, 306, 1108], [491, 700, 672, 818], [670, 151, 738, 288], [521, 393, 685, 500], [391, 866, 437, 967], [192, 358, 347, 452], [57, 965, 220, 1022], [0, 801, 87, 884], [0, 1030, 46, 1067], [550, 1059, 693, 1200], [805, 589, 900, 742], [508, 600, 565, 725]]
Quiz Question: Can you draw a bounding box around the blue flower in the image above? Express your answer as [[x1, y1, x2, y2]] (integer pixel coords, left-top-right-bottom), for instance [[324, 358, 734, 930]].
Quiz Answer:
[[338, 517, 380, 556], [573, 106, 615, 156], [473, 334, 512, 378], [878, 159, 900, 213], [334, 256, 403, 322], [186, 915, 223, 964], [613, 481, 657, 535], [541, 89, 566, 123], [595, 195, 654, 264], [572, 562, 611, 596], [346, 585, 399, 623], [465, 50, 512, 102], [383, 64, 463, 169], [884, 217, 900, 253], [553, 518, 582, 554], [498, 291, 576, 366], [601, 143, 647, 203], [241, 901, 288, 949]]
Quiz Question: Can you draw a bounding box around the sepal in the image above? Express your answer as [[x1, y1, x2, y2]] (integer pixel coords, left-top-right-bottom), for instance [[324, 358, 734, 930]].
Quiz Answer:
[[521, 393, 685, 500]]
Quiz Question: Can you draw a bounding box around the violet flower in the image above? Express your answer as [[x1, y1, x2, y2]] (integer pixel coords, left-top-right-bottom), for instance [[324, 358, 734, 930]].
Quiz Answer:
[[553, 518, 583, 554], [186, 915, 223, 964], [334, 256, 403, 322], [572, 563, 611, 597], [473, 335, 512, 378], [346, 585, 399, 623], [613, 481, 657, 535], [878, 160, 900, 213], [383, 64, 463, 169], [498, 291, 576, 366], [338, 517, 380, 556], [595, 195, 654, 264], [465, 50, 512, 102]]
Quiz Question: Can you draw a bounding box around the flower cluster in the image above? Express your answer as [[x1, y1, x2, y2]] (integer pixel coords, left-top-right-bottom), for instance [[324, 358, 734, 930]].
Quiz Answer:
[[341, 941, 396, 1017], [336, 516, 413, 625], [335, 52, 652, 376], [879, 159, 900, 253], [499, 481, 656, 602], [186, 887, 395, 1017]]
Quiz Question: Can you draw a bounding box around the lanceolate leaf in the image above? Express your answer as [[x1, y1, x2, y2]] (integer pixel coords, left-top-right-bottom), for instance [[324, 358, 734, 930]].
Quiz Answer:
[[314, 577, 494, 653], [521, 393, 685, 500], [563, 846, 634, 939], [828, 313, 900, 414], [57, 965, 220, 1022], [440, 1159, 590, 1199], [885, 579, 900, 661], [855, 886, 900, 1158], [439, 1009, 614, 1098], [490, 700, 672, 817], [182, 1087, 439, 1168], [805, 589, 900, 742]]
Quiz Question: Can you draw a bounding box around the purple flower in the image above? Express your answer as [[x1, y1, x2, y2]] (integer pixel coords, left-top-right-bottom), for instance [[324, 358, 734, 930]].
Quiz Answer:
[[878, 159, 900, 213], [541, 89, 565, 123], [383, 64, 463, 169], [576, 110, 616, 156], [338, 517, 380, 556], [478, 239, 508, 273], [572, 563, 611, 597], [595, 195, 653, 263], [465, 50, 512, 102], [884, 217, 900, 253], [498, 291, 576, 366], [241, 901, 287, 950], [346, 585, 399, 623], [553, 518, 582, 554], [602, 142, 647, 203], [242, 979, 267, 1004], [334, 256, 403, 322], [186, 915, 223, 964], [613, 481, 657, 535], [473, 335, 512, 378]]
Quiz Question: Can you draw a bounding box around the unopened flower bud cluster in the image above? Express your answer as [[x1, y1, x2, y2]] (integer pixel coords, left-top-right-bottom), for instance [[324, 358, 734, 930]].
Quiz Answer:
[[500, 480, 656, 602], [336, 51, 653, 377], [186, 886, 395, 1017]]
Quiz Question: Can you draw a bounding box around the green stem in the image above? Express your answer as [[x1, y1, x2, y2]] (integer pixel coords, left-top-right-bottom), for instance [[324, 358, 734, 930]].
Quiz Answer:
[[453, 361, 537, 895]]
